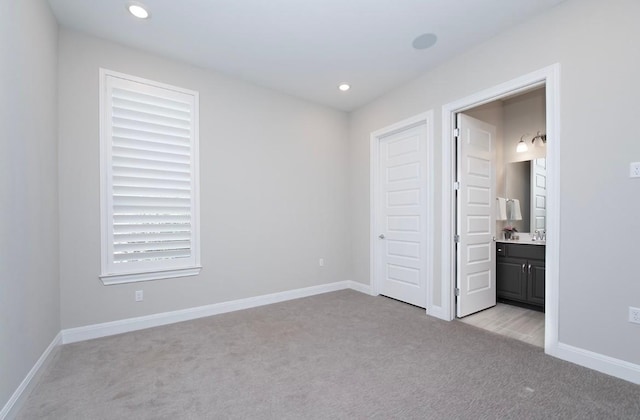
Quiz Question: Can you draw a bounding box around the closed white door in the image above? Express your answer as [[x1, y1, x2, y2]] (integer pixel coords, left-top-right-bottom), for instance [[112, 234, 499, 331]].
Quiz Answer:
[[375, 124, 428, 308], [531, 158, 547, 231], [456, 114, 496, 318]]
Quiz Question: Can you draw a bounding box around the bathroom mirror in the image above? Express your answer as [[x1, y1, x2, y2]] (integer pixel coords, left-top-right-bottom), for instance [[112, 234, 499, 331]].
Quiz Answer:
[[505, 159, 546, 233]]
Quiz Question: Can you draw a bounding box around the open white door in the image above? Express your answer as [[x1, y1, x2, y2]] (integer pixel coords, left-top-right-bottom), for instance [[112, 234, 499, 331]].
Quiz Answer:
[[374, 123, 428, 308], [531, 158, 547, 232], [456, 114, 496, 318]]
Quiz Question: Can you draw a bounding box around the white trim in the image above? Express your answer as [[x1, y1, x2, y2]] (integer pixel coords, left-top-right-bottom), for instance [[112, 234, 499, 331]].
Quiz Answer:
[[369, 111, 434, 311], [100, 266, 202, 285], [61, 281, 366, 344], [346, 280, 373, 295], [99, 68, 200, 95], [0, 332, 61, 420], [549, 343, 640, 385], [4, 280, 638, 419], [441, 65, 561, 345], [99, 68, 201, 285], [426, 304, 449, 321]]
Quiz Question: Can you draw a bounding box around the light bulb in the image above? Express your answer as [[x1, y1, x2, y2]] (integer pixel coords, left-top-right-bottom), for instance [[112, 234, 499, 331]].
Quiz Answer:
[[128, 4, 149, 19], [516, 140, 528, 153]]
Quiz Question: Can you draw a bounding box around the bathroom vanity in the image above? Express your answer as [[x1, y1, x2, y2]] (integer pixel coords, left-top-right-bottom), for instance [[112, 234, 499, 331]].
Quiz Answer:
[[496, 240, 545, 312]]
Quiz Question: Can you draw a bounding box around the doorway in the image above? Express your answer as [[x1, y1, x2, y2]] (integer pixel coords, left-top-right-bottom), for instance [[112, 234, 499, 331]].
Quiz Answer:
[[454, 89, 548, 346], [441, 65, 560, 354]]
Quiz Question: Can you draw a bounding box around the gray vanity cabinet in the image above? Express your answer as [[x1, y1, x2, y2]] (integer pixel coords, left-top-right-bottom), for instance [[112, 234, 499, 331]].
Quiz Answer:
[[527, 259, 545, 307], [496, 243, 545, 311]]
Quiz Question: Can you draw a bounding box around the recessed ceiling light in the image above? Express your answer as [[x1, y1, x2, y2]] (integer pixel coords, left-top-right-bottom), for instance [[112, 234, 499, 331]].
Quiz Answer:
[[128, 4, 150, 19], [412, 33, 438, 50], [338, 83, 350, 92]]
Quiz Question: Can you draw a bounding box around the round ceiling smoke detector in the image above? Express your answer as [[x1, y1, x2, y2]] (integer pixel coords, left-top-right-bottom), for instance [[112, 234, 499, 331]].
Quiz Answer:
[[128, 3, 150, 19], [412, 33, 438, 50]]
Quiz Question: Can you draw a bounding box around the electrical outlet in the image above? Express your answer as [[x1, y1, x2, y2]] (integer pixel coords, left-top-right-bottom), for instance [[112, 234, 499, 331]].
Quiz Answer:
[[319, 258, 324, 267], [630, 162, 640, 178], [135, 290, 143, 302], [629, 307, 640, 324]]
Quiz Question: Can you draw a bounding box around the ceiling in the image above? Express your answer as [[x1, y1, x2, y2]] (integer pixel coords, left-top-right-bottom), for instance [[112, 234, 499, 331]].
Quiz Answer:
[[48, 0, 565, 111]]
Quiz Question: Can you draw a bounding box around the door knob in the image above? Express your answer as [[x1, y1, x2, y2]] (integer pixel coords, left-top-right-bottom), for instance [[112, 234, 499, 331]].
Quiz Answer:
[[378, 234, 385, 239]]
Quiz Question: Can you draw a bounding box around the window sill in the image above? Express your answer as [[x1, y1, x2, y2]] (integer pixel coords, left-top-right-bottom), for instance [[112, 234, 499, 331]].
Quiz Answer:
[[100, 266, 202, 285]]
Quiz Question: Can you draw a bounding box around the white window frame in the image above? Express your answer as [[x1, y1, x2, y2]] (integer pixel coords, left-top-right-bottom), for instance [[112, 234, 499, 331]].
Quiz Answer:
[[99, 69, 201, 285]]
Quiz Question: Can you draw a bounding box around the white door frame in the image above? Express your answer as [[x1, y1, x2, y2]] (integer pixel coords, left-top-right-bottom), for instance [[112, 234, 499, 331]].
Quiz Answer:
[[370, 111, 434, 312], [441, 64, 560, 354]]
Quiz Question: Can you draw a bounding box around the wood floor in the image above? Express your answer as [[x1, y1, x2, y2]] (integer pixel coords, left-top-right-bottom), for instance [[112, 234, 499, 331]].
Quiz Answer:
[[458, 303, 544, 347]]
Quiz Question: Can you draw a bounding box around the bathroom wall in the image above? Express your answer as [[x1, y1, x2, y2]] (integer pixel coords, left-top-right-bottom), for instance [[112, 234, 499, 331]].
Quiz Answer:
[[502, 88, 545, 233], [503, 89, 546, 163]]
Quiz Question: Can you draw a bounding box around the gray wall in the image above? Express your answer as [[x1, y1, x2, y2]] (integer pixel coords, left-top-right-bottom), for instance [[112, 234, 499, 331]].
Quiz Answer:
[[0, 0, 60, 408], [502, 89, 546, 233], [503, 89, 547, 163], [349, 0, 640, 364], [58, 30, 351, 328]]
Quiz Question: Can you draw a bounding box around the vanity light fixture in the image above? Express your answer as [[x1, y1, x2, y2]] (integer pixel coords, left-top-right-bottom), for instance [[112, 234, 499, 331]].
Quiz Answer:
[[532, 131, 547, 148], [128, 3, 150, 19], [516, 135, 529, 153], [516, 131, 547, 153], [338, 83, 351, 92]]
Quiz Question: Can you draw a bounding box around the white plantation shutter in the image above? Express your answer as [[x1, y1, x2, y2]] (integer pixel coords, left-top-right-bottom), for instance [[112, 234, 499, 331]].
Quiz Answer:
[[100, 70, 200, 284]]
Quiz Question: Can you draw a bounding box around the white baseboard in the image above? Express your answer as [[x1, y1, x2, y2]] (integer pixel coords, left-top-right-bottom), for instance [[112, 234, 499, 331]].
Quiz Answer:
[[7, 282, 638, 420], [1, 332, 61, 420], [427, 304, 450, 321], [62, 280, 365, 344], [345, 280, 372, 295], [548, 342, 640, 385]]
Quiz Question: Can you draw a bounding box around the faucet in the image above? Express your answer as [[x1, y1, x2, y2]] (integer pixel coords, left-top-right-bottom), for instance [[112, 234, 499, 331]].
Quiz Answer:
[[533, 229, 546, 241]]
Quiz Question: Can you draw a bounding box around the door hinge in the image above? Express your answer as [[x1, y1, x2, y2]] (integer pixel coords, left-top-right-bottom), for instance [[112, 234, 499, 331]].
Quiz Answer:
[[454, 128, 460, 138], [455, 288, 460, 297], [454, 234, 460, 243], [453, 181, 460, 191]]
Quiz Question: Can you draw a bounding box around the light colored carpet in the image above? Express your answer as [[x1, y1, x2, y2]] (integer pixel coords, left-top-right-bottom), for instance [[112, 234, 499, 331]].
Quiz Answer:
[[457, 303, 545, 347], [17, 290, 640, 419]]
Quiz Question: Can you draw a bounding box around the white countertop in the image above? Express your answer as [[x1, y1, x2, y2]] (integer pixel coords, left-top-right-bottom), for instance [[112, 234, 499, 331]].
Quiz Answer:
[[497, 232, 545, 246]]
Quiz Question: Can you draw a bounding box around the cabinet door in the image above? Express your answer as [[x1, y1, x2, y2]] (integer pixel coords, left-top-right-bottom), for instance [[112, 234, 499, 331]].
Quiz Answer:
[[496, 257, 527, 302], [527, 260, 545, 306]]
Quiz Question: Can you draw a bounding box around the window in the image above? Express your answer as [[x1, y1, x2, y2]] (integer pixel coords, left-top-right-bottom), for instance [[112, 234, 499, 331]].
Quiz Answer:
[[100, 69, 200, 284]]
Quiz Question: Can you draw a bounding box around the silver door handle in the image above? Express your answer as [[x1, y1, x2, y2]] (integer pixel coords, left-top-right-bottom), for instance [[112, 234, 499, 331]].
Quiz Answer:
[[521, 263, 526, 273], [528, 264, 532, 274], [378, 234, 385, 239]]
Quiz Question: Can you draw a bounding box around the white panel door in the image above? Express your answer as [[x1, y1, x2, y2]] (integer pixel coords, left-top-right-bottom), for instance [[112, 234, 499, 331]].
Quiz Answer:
[[456, 114, 496, 318], [376, 124, 428, 308], [531, 158, 547, 231]]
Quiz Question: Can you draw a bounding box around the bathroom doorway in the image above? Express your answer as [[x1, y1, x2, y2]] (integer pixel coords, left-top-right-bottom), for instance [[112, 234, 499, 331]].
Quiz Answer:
[[454, 87, 547, 347], [440, 64, 560, 353]]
